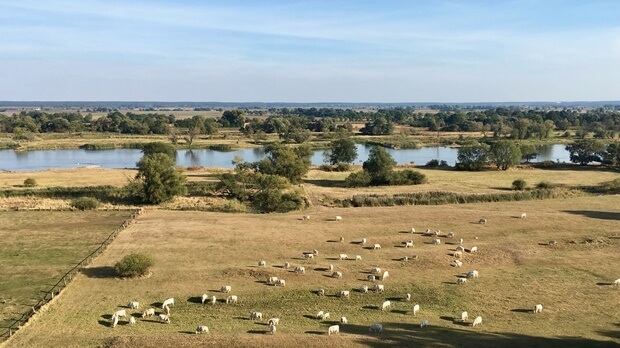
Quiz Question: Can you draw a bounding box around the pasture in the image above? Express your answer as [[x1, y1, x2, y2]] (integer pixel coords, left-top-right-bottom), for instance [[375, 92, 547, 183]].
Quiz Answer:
[[4, 195, 619, 347], [0, 211, 132, 332]]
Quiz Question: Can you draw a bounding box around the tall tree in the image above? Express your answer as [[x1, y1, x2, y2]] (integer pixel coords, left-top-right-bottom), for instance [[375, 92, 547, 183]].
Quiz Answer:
[[220, 109, 246, 128], [325, 136, 358, 165], [135, 153, 187, 204], [520, 144, 538, 163], [141, 142, 176, 159], [362, 146, 396, 185], [566, 139, 605, 165], [456, 143, 490, 171], [255, 143, 312, 183], [489, 140, 522, 170]]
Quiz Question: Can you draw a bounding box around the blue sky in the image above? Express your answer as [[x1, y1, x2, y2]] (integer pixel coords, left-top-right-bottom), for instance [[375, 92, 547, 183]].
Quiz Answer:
[[1, 0, 619, 102]]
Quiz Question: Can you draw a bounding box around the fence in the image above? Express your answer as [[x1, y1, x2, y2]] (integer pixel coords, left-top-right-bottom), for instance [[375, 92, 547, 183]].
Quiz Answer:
[[0, 208, 144, 342]]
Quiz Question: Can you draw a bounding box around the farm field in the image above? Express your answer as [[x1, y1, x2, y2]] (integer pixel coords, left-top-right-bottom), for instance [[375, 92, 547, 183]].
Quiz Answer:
[[0, 211, 132, 332], [3, 196, 619, 347]]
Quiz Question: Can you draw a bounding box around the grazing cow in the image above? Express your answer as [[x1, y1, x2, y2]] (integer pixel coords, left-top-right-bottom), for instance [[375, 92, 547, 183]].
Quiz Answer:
[[268, 318, 279, 326], [128, 301, 139, 309], [201, 294, 209, 305], [339, 236, 345, 243], [258, 260, 266, 267], [467, 270, 479, 278], [162, 298, 174, 308], [332, 271, 343, 278], [275, 279, 286, 287], [328, 325, 340, 335], [373, 244, 381, 250], [461, 311, 468, 321], [370, 267, 382, 275], [339, 290, 350, 298], [196, 325, 209, 334], [411, 228, 416, 233], [420, 320, 429, 328], [405, 293, 411, 301], [316, 311, 325, 319], [454, 260, 463, 267], [267, 276, 279, 285], [269, 324, 277, 335], [250, 311, 263, 320], [226, 295, 238, 304], [469, 246, 478, 253], [210, 296, 217, 305], [360, 285, 369, 293], [534, 304, 543, 313], [447, 232, 454, 238], [355, 255, 362, 261], [113, 309, 127, 319], [340, 317, 348, 324], [381, 271, 389, 280], [339, 254, 348, 260], [405, 241, 414, 248], [284, 262, 290, 269], [367, 275, 376, 281], [472, 316, 482, 327], [381, 300, 391, 311], [521, 213, 527, 219], [549, 240, 557, 246], [335, 216, 342, 221], [412, 304, 420, 316], [163, 305, 170, 315], [454, 251, 463, 259], [158, 314, 171, 324], [111, 314, 119, 328], [302, 215, 310, 220], [129, 316, 136, 325], [456, 277, 467, 285], [362, 238, 367, 245], [614, 279, 620, 286], [432, 238, 441, 245], [328, 264, 334, 271], [369, 323, 383, 333], [479, 218, 487, 224], [142, 308, 155, 318], [220, 286, 232, 293], [294, 266, 306, 274], [372, 284, 384, 293]]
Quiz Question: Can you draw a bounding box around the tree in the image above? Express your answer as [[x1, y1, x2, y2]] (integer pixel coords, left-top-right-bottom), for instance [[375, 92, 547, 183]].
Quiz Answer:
[[255, 143, 312, 183], [456, 143, 490, 171], [360, 117, 394, 135], [489, 140, 522, 170], [325, 136, 358, 165], [601, 143, 620, 167], [566, 139, 605, 165], [220, 109, 246, 128], [142, 142, 176, 159], [520, 144, 538, 163], [135, 153, 187, 204], [362, 146, 396, 185]]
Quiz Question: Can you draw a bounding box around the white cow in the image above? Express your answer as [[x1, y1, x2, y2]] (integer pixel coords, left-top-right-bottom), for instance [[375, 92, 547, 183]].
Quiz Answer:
[[196, 325, 209, 334], [521, 213, 527, 219], [405, 293, 411, 301], [113, 309, 127, 319], [369, 323, 383, 333], [258, 260, 266, 267], [534, 304, 543, 313], [210, 296, 217, 305], [220, 285, 232, 293], [275, 279, 286, 287], [250, 311, 263, 320], [411, 227, 416, 234], [335, 216, 342, 221], [158, 314, 170, 324], [128, 301, 139, 309], [361, 238, 367, 245], [367, 275, 376, 281], [201, 294, 209, 304], [360, 285, 369, 293], [111, 314, 119, 328], [328, 264, 334, 271], [226, 295, 238, 304], [269, 324, 277, 334], [461, 311, 468, 321], [454, 260, 463, 267], [268, 318, 280, 326], [615, 279, 620, 286], [267, 276, 279, 285], [381, 271, 389, 280], [454, 251, 463, 259], [142, 308, 155, 317], [469, 246, 478, 253], [447, 232, 454, 238], [317, 288, 325, 296], [432, 238, 441, 245], [302, 215, 310, 220], [381, 300, 391, 311], [328, 325, 340, 335], [339, 254, 348, 260], [294, 266, 306, 274], [467, 270, 479, 278], [355, 255, 362, 261], [340, 317, 348, 324], [316, 311, 325, 319], [372, 284, 385, 293], [162, 298, 174, 309], [479, 218, 487, 224], [332, 271, 343, 278], [303, 253, 314, 259], [420, 320, 429, 328], [472, 316, 482, 327], [373, 244, 381, 250], [412, 304, 420, 316], [284, 262, 290, 269], [129, 316, 136, 325], [339, 290, 350, 298], [370, 267, 382, 275], [405, 241, 414, 248], [457, 277, 467, 285]]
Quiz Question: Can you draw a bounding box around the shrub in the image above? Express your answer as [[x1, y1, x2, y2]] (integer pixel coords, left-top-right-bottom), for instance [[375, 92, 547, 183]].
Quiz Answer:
[[71, 197, 101, 210], [388, 170, 427, 185], [511, 179, 527, 191], [23, 178, 37, 187], [536, 181, 555, 189], [80, 143, 115, 150], [345, 171, 372, 187], [114, 253, 154, 277], [425, 159, 439, 167]]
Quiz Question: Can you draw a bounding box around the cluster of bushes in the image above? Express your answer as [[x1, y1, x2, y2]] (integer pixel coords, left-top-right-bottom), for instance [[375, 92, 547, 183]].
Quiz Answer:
[[345, 147, 427, 187], [425, 159, 450, 168], [70, 197, 101, 210], [335, 188, 579, 208], [511, 179, 556, 191], [115, 253, 154, 278]]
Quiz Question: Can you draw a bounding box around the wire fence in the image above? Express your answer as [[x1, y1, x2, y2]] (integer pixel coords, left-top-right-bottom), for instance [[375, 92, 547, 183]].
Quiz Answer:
[[0, 208, 144, 341]]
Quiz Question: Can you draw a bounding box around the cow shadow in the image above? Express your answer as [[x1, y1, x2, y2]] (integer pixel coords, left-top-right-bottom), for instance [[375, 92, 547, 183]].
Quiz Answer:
[[363, 246, 375, 250], [596, 282, 614, 286], [326, 240, 341, 243], [187, 296, 203, 304], [247, 329, 267, 334], [391, 309, 408, 315], [362, 305, 379, 310], [98, 320, 113, 327], [511, 309, 533, 313], [304, 330, 325, 335], [303, 314, 317, 320], [178, 330, 196, 335], [314, 267, 330, 272], [151, 302, 163, 308]]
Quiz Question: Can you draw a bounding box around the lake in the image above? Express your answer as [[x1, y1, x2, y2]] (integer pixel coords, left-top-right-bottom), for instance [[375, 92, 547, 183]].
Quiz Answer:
[[0, 144, 571, 171]]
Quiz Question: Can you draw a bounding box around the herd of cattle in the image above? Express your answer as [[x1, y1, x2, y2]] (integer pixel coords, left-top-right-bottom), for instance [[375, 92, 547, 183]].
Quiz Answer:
[[107, 214, 619, 337]]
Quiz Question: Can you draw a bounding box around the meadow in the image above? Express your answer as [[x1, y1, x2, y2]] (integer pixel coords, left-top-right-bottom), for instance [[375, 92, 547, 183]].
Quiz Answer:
[[2, 194, 618, 347], [0, 211, 132, 332]]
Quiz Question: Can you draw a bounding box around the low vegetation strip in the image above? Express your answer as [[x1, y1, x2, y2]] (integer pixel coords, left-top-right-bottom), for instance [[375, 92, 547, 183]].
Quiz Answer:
[[334, 188, 584, 208], [0, 210, 142, 342]]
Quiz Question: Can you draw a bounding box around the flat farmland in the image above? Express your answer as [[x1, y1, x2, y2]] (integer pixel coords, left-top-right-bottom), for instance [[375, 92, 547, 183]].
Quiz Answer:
[[4, 196, 619, 347], [0, 211, 132, 332]]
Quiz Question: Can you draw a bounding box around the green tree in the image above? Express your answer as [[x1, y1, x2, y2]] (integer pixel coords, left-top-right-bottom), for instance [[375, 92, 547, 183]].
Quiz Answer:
[[256, 143, 312, 183], [135, 153, 187, 204], [456, 143, 490, 171], [601, 143, 620, 167], [114, 253, 154, 278], [489, 140, 522, 170], [326, 136, 358, 165], [520, 144, 538, 163], [360, 117, 394, 135], [362, 146, 396, 185], [141, 142, 176, 159], [220, 109, 246, 128], [566, 139, 605, 165]]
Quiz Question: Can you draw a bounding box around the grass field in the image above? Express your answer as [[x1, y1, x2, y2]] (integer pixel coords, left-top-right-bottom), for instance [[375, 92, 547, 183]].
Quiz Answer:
[[3, 195, 618, 347], [0, 211, 132, 332]]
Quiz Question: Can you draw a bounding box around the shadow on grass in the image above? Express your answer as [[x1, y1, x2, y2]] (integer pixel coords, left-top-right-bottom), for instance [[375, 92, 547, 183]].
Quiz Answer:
[[247, 329, 266, 334], [563, 210, 620, 221], [303, 179, 347, 188], [303, 314, 317, 320], [596, 282, 615, 286], [187, 296, 204, 304], [391, 309, 408, 315], [511, 309, 533, 313], [362, 305, 379, 310], [98, 320, 112, 327], [82, 266, 117, 278], [178, 330, 196, 335], [304, 330, 325, 335]]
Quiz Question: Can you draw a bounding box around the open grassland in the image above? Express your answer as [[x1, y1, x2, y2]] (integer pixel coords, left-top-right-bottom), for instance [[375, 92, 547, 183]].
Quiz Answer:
[[304, 165, 619, 200], [4, 196, 619, 348], [0, 211, 132, 331]]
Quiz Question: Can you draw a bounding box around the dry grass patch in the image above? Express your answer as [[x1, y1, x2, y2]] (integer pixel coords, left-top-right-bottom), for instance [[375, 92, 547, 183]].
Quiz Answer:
[[5, 196, 619, 347]]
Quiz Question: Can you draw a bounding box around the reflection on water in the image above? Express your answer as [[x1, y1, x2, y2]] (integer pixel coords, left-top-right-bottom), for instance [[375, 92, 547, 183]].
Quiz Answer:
[[0, 144, 571, 171]]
